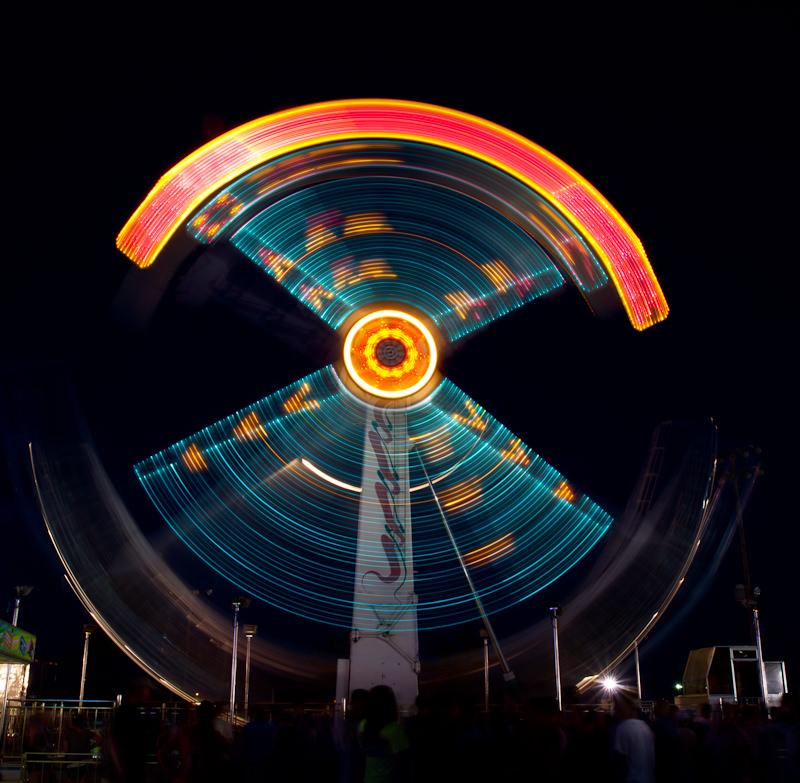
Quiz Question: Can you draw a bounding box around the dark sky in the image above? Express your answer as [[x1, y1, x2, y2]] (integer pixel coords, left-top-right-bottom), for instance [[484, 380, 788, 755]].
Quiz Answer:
[[3, 7, 797, 701]]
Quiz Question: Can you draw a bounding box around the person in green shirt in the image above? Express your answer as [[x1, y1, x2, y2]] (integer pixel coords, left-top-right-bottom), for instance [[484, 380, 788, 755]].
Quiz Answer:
[[358, 686, 412, 783]]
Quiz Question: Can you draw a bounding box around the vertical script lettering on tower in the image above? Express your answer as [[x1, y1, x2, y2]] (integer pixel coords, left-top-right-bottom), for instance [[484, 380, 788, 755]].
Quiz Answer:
[[351, 406, 416, 632]]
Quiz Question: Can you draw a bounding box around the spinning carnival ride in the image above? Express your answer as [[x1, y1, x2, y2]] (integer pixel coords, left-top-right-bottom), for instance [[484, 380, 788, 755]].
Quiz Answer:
[[32, 100, 712, 706]]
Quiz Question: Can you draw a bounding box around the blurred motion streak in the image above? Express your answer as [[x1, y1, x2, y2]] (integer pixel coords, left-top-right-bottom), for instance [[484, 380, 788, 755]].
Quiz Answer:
[[464, 533, 516, 568]]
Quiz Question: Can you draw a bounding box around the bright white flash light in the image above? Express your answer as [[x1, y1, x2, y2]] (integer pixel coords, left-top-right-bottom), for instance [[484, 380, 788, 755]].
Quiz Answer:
[[601, 676, 619, 692]]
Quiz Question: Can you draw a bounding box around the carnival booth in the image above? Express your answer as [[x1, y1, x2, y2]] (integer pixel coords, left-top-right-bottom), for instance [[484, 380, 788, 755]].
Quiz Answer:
[[1, 618, 37, 759]]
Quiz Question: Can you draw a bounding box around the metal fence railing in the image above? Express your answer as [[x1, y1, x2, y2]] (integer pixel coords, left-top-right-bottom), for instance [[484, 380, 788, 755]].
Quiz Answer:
[[2, 700, 118, 763]]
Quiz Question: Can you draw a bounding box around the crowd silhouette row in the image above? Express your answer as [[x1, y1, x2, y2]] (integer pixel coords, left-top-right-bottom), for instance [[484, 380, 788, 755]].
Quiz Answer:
[[23, 682, 800, 783]]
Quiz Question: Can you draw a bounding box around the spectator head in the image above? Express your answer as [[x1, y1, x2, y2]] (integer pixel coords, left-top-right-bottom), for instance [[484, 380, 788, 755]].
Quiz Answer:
[[613, 689, 641, 720]]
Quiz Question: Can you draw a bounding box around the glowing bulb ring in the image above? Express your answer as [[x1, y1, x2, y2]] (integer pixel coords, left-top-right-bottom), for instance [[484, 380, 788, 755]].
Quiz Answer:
[[343, 310, 438, 398], [364, 329, 416, 377]]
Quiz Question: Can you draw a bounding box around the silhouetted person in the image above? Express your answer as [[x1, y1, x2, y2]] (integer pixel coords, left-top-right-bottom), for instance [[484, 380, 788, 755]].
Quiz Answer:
[[402, 692, 432, 781], [358, 685, 411, 783], [63, 712, 95, 783], [520, 697, 567, 783], [24, 710, 53, 783], [156, 701, 232, 783], [338, 689, 368, 783], [238, 707, 277, 783], [107, 681, 159, 783], [612, 690, 654, 783], [651, 698, 679, 783], [271, 702, 309, 783], [155, 709, 190, 783], [704, 703, 752, 783]]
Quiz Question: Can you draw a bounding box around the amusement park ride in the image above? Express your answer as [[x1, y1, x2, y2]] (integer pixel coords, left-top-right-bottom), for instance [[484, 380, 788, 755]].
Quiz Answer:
[[29, 100, 726, 709]]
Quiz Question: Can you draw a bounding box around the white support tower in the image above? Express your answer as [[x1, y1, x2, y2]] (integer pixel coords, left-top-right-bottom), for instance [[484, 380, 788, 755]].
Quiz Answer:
[[338, 404, 419, 713]]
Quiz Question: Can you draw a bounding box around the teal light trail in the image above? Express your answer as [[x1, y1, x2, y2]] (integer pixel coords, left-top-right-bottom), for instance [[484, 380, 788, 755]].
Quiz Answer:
[[135, 367, 613, 630]]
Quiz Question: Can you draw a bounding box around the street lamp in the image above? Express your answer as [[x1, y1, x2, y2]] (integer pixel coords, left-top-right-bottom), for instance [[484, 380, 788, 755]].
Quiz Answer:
[[634, 642, 642, 700], [723, 446, 768, 712], [600, 675, 619, 693], [243, 625, 257, 722], [549, 604, 563, 711], [11, 587, 33, 626], [229, 598, 250, 725], [78, 624, 97, 706], [479, 628, 489, 723]]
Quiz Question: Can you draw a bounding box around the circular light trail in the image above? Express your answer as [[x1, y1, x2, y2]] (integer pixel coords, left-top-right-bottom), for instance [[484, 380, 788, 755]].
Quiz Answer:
[[39, 97, 695, 700], [115, 99, 668, 332], [343, 309, 438, 398]]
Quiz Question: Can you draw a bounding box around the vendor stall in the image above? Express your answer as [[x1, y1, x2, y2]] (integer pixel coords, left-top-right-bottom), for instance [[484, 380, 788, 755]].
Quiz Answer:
[[1, 619, 37, 760]]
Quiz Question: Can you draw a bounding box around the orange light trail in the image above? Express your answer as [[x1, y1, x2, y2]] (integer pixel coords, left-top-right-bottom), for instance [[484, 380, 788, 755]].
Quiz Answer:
[[554, 480, 576, 503], [464, 533, 516, 568], [500, 437, 530, 465], [233, 412, 268, 444], [451, 399, 488, 431], [181, 443, 208, 472], [283, 382, 320, 413], [480, 259, 516, 292], [331, 258, 397, 290], [342, 212, 393, 235]]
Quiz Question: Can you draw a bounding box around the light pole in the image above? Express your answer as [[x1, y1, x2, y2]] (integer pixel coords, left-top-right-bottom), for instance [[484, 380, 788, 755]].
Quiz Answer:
[[10, 587, 32, 627], [480, 628, 489, 723], [78, 624, 97, 706], [243, 625, 257, 722], [752, 592, 770, 714], [229, 598, 249, 726], [550, 604, 563, 711], [724, 447, 768, 711]]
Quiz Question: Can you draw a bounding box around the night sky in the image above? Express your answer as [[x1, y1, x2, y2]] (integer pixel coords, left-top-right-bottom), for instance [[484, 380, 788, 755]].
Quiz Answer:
[[3, 7, 796, 702]]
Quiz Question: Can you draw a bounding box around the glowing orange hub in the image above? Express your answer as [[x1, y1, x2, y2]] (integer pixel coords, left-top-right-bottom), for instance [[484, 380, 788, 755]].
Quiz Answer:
[[344, 310, 437, 398]]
